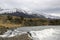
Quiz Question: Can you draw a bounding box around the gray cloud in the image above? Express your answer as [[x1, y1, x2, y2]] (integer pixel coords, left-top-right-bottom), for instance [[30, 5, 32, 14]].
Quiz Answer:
[[0, 0, 60, 16], [0, 0, 60, 9]]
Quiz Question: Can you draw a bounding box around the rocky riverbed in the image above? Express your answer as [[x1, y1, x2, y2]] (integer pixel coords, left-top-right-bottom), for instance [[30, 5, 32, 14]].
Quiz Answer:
[[0, 33, 32, 40]]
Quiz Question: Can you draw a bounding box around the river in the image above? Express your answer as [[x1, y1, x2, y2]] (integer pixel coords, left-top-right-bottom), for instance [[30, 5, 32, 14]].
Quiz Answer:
[[0, 26, 60, 40]]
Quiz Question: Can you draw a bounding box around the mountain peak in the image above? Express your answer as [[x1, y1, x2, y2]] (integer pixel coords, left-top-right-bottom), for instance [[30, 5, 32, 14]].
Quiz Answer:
[[0, 8, 60, 19]]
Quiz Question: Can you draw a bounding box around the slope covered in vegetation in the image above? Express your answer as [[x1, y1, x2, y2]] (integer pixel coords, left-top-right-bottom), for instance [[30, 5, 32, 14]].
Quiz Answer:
[[0, 15, 60, 28]]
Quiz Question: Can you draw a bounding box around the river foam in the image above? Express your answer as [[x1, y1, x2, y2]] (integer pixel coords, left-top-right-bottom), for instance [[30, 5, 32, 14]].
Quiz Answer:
[[29, 28, 60, 40], [0, 26, 60, 40]]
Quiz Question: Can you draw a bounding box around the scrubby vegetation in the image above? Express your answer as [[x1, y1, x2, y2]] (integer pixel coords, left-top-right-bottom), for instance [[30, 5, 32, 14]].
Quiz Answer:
[[23, 18, 49, 26], [0, 15, 60, 28], [49, 19, 60, 25], [0, 26, 9, 35]]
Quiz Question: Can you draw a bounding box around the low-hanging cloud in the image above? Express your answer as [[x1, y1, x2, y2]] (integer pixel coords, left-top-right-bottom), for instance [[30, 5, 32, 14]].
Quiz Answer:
[[0, 0, 60, 16]]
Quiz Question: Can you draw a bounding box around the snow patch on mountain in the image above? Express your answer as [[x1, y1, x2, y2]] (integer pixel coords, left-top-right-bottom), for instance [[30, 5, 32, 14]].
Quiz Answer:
[[0, 8, 60, 19]]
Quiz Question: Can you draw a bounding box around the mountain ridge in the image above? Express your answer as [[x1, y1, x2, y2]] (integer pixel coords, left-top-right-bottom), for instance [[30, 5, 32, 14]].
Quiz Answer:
[[0, 8, 60, 19], [0, 8, 45, 18]]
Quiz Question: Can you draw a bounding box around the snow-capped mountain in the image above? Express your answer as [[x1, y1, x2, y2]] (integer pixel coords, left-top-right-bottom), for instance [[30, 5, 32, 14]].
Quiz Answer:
[[43, 13, 60, 19], [0, 8, 60, 19], [0, 8, 45, 18]]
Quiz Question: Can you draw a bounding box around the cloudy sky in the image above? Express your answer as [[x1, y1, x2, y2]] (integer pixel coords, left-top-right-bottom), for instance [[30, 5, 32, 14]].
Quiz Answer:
[[0, 0, 60, 16]]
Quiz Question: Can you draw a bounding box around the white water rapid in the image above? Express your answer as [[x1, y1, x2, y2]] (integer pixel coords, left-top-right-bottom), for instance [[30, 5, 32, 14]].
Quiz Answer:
[[29, 28, 60, 40], [0, 26, 60, 40]]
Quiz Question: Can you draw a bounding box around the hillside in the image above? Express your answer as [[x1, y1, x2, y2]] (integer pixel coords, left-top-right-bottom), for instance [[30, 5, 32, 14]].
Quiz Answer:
[[0, 15, 60, 28], [0, 15, 48, 28]]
